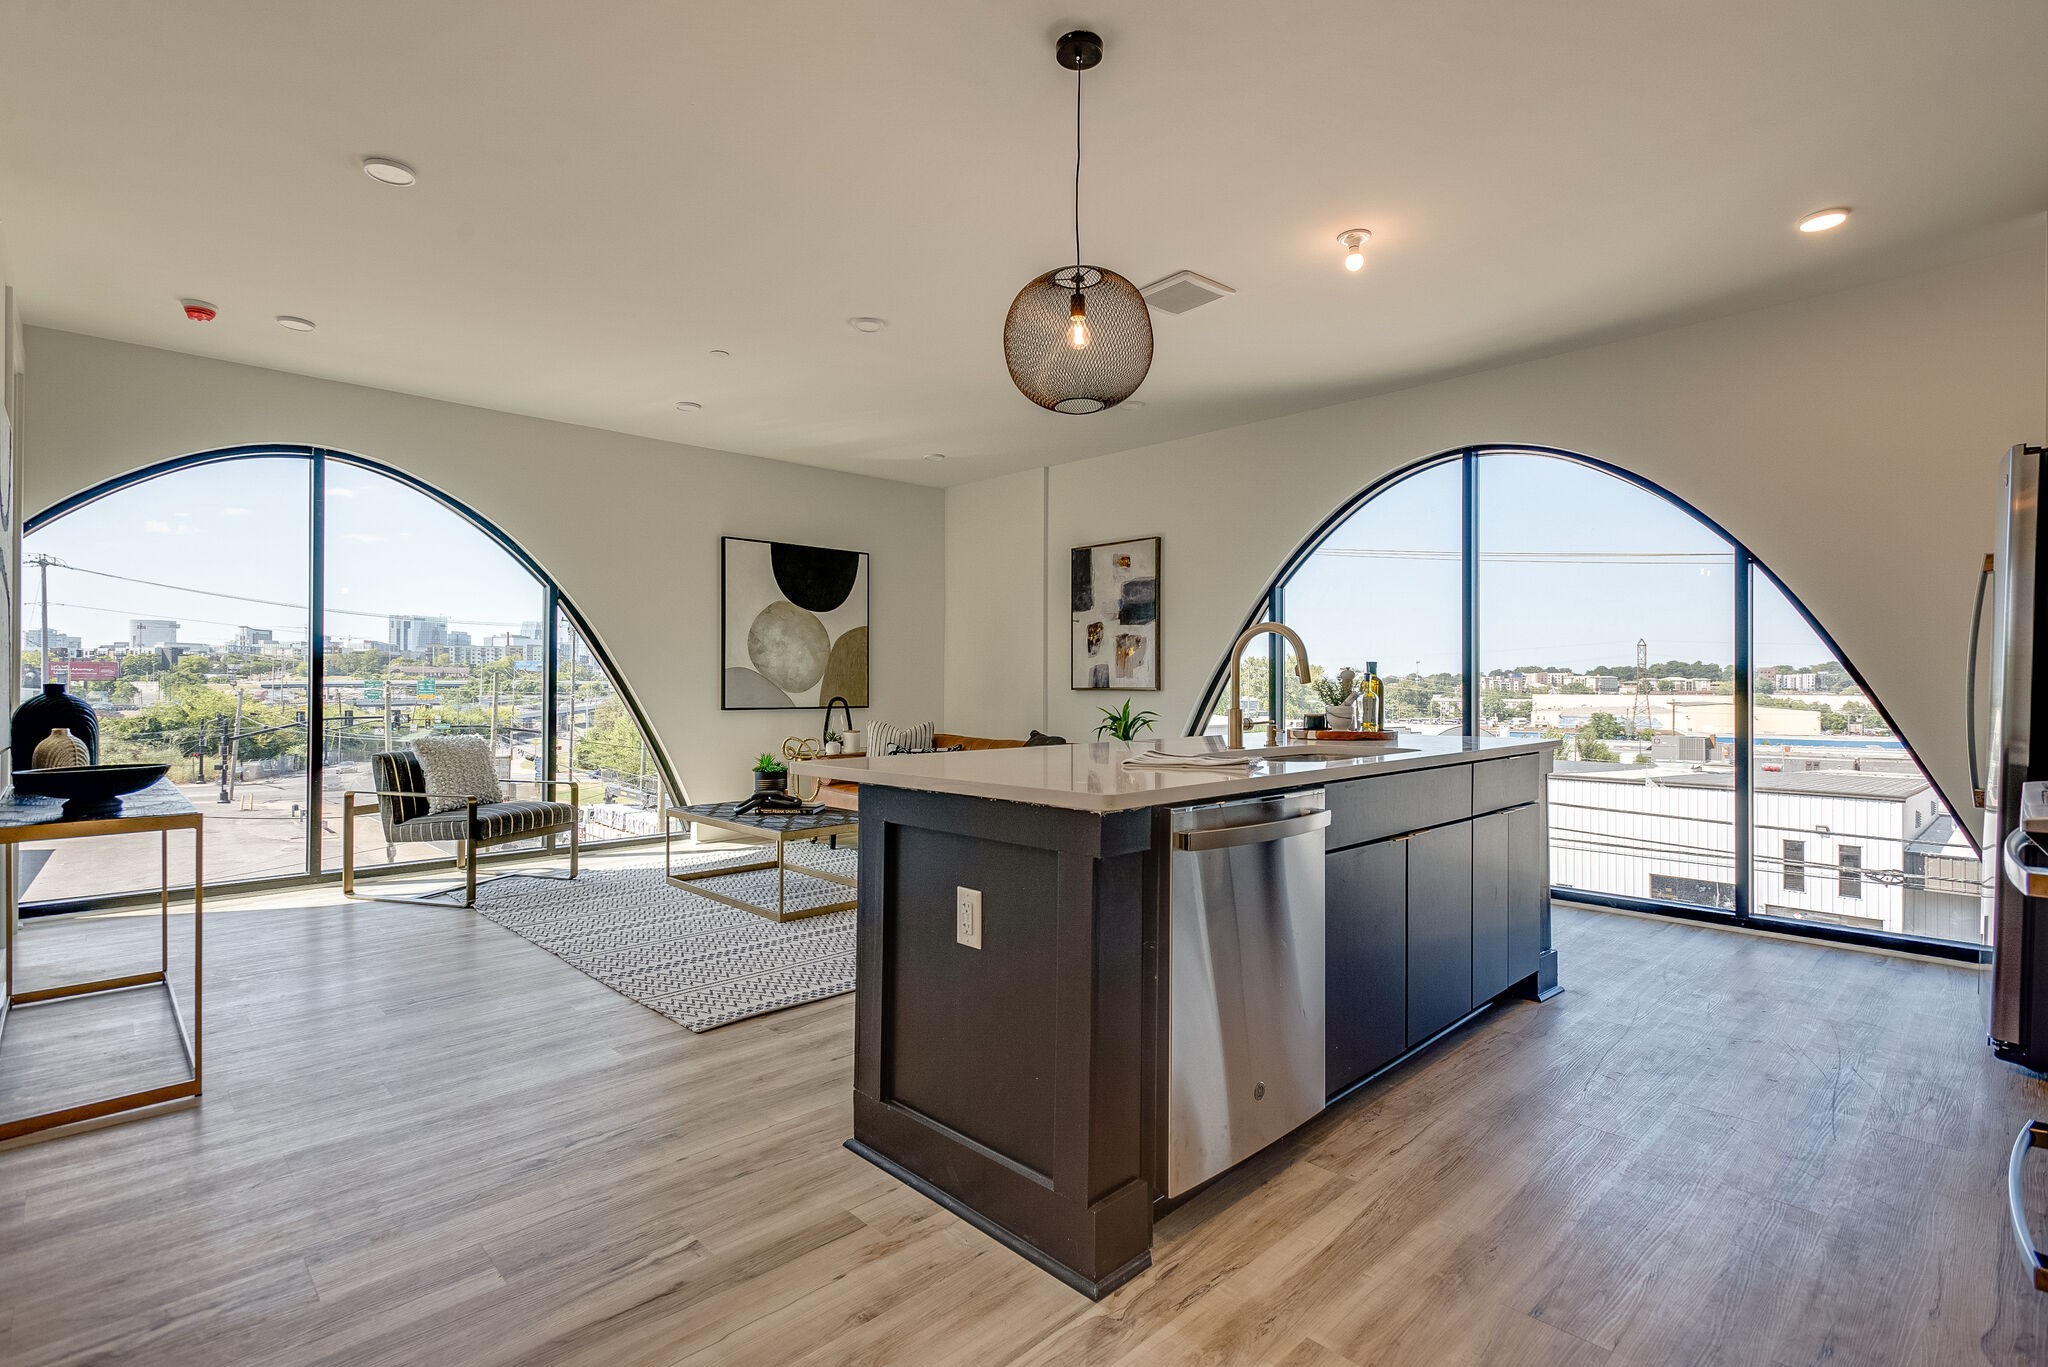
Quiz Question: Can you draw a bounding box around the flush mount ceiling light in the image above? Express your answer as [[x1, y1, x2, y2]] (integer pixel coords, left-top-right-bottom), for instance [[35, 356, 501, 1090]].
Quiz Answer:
[[847, 316, 888, 333], [674, 400, 702, 412], [1003, 30, 1153, 416], [1797, 207, 1850, 233], [1338, 229, 1371, 272], [360, 156, 417, 187], [709, 349, 731, 358], [274, 315, 316, 332], [924, 453, 947, 463]]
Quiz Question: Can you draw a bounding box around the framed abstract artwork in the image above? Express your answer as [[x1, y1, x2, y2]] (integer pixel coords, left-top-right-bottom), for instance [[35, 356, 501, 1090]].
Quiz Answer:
[[722, 537, 870, 709], [1071, 536, 1159, 690]]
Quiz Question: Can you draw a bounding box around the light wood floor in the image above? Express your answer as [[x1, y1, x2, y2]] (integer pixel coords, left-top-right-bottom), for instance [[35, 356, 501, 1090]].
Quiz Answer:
[[4, 863, 2048, 1366]]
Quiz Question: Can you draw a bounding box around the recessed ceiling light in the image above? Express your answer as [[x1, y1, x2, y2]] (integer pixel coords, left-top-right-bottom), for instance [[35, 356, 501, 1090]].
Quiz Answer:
[[709, 349, 731, 358], [1797, 207, 1850, 233], [847, 317, 888, 333], [275, 315, 316, 332], [674, 400, 702, 412], [361, 156, 417, 187], [924, 453, 946, 463]]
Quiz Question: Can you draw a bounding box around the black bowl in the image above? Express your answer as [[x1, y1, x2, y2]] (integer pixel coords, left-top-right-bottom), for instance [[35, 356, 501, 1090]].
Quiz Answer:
[[11, 763, 172, 818]]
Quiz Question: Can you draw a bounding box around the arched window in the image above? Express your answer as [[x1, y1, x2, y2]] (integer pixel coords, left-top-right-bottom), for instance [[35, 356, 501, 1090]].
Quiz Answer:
[[1207, 446, 1982, 957], [21, 446, 671, 908]]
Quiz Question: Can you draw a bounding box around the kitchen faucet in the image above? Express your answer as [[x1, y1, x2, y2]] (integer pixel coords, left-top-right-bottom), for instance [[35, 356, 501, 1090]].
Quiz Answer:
[[1225, 622, 1311, 748]]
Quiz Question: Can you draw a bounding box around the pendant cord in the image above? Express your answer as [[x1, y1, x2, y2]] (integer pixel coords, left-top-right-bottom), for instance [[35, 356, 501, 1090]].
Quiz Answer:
[[1072, 57, 1083, 273]]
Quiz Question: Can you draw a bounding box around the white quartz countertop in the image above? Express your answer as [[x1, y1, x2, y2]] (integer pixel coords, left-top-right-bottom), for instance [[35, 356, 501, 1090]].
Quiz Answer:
[[791, 734, 1557, 814]]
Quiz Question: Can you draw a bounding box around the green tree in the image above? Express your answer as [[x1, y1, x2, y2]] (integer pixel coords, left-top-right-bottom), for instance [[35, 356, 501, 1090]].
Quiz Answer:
[[1560, 680, 1592, 695], [1581, 712, 1626, 740], [1578, 738, 1617, 762]]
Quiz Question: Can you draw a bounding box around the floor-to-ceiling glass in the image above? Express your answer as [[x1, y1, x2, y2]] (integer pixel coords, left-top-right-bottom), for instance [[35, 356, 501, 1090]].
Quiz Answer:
[[320, 462, 551, 871], [1223, 458, 1464, 737], [1251, 446, 1972, 955], [18, 458, 311, 902], [1478, 453, 1739, 908], [1748, 565, 1985, 944], [555, 609, 662, 842], [19, 449, 669, 909]]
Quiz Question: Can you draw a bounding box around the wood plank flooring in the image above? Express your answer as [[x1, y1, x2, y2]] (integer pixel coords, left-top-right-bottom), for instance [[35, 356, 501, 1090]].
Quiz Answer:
[[3, 862, 2047, 1366]]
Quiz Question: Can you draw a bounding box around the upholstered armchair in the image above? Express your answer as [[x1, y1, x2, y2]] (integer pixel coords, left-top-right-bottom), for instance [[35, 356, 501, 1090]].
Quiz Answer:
[[342, 750, 581, 907]]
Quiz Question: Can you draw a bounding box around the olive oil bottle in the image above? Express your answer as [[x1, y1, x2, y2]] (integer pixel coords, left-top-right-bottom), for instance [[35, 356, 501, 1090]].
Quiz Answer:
[[1364, 661, 1384, 733]]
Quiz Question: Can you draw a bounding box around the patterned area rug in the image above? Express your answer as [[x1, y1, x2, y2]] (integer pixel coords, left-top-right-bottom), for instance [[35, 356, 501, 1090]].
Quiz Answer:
[[473, 846, 856, 1031]]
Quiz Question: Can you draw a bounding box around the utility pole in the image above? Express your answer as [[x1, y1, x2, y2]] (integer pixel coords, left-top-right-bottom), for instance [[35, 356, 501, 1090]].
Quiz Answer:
[[26, 553, 63, 688]]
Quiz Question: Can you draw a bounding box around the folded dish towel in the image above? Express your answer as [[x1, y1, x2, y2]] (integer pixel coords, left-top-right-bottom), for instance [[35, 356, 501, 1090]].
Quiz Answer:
[[1120, 749, 1256, 771]]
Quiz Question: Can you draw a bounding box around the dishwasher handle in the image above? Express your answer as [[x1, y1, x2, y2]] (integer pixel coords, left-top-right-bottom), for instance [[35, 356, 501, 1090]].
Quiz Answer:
[[1172, 809, 1330, 852], [2008, 1119, 2048, 1292]]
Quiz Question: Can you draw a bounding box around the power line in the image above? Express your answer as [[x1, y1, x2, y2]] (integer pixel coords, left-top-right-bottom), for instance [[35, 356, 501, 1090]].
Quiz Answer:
[[33, 559, 544, 629]]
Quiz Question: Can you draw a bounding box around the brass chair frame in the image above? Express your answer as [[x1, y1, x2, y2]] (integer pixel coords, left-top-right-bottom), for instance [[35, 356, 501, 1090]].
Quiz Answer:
[[341, 779, 581, 908]]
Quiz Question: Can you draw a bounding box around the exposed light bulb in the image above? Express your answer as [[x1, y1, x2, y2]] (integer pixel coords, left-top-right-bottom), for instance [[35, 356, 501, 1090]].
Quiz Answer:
[[1338, 228, 1371, 273], [1067, 293, 1091, 350]]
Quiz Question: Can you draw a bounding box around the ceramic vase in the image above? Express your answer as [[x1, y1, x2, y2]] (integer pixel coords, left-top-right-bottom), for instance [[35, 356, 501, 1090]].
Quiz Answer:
[[754, 769, 787, 795], [12, 683, 100, 770], [32, 728, 90, 769]]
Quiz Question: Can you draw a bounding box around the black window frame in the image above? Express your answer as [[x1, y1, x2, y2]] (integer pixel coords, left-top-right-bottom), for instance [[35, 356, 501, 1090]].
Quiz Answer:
[[1197, 444, 1986, 965], [20, 444, 679, 914]]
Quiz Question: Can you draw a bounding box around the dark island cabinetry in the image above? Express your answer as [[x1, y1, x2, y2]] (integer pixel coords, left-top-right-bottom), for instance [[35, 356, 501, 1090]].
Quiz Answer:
[[1325, 754, 1553, 1099]]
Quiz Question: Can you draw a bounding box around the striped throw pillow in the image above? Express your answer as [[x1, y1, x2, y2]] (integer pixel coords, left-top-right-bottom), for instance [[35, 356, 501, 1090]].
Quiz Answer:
[[866, 721, 936, 756]]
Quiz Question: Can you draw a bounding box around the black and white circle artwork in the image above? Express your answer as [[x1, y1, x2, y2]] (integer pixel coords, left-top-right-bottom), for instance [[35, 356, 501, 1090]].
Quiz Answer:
[[722, 537, 870, 709]]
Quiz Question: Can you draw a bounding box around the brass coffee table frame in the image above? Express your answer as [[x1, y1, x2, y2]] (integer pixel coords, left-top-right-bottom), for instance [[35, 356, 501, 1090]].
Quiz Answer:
[[0, 780, 203, 1143], [665, 804, 857, 923]]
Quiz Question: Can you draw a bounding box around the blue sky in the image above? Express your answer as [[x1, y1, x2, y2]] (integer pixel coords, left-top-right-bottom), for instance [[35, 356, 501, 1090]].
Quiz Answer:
[[24, 458, 547, 651], [1282, 453, 1834, 678]]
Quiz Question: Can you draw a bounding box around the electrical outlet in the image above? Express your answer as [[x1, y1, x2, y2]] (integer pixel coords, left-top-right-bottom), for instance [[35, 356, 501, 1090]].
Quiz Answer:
[[955, 886, 983, 949]]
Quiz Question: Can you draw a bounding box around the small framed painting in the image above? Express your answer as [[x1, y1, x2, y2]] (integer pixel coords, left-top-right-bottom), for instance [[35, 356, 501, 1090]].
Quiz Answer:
[[722, 536, 870, 709], [1071, 536, 1159, 691]]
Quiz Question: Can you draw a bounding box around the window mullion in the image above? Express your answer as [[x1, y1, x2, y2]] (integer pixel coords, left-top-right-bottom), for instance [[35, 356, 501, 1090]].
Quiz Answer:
[[1734, 545, 1754, 923]]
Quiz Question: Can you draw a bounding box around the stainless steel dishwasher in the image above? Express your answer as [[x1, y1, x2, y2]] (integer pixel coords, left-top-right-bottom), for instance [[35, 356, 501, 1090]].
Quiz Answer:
[[1166, 789, 1329, 1197]]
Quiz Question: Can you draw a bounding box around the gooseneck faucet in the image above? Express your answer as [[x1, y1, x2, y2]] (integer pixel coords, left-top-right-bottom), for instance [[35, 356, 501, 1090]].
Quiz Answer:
[[822, 695, 855, 746], [1225, 622, 1311, 749]]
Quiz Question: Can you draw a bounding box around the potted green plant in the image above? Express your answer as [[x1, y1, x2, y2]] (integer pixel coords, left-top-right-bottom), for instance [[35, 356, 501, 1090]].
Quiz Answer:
[[1094, 699, 1160, 742], [752, 752, 788, 795]]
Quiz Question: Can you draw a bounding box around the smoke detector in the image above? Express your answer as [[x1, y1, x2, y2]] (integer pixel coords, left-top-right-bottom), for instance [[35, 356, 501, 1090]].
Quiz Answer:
[[1140, 271, 1236, 315]]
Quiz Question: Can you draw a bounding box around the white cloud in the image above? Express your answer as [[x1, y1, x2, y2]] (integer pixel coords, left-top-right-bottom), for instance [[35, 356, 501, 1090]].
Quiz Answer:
[[328, 487, 357, 499], [144, 519, 195, 536], [339, 532, 387, 544], [220, 506, 253, 517]]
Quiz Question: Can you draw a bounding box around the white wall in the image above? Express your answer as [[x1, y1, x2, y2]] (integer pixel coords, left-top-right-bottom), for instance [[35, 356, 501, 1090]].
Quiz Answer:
[[19, 327, 947, 802], [942, 467, 1047, 738], [946, 239, 2048, 828]]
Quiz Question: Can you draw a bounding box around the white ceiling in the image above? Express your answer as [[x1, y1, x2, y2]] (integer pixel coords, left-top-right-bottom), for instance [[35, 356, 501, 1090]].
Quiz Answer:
[[2, 1, 2044, 488]]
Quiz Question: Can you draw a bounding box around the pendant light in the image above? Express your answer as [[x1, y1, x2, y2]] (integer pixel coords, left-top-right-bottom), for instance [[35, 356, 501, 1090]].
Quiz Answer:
[[1004, 30, 1153, 415]]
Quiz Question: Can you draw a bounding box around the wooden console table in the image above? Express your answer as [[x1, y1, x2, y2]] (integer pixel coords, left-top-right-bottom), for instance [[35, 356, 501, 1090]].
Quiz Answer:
[[0, 779, 203, 1142]]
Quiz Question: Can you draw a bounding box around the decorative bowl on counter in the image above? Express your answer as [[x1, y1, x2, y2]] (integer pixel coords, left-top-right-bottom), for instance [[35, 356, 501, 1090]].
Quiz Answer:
[[10, 763, 171, 819]]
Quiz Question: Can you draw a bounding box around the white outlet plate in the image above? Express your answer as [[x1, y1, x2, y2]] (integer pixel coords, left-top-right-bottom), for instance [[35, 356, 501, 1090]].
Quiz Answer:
[[955, 886, 983, 949]]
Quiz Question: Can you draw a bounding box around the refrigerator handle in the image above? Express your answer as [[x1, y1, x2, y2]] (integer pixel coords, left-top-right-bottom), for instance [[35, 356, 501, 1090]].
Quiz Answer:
[[1970, 552, 1994, 808]]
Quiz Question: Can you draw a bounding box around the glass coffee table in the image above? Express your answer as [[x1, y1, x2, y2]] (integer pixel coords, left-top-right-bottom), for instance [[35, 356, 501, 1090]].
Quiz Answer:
[[664, 801, 858, 922]]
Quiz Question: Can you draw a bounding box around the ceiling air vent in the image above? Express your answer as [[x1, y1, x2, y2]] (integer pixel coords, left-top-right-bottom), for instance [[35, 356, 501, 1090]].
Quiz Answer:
[[1140, 270, 1236, 315]]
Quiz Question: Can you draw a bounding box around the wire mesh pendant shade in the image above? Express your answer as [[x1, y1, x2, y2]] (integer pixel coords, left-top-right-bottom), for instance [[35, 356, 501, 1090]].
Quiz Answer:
[[1004, 265, 1153, 414]]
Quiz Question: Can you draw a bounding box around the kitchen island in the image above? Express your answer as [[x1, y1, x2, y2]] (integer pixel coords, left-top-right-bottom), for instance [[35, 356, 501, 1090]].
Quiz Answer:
[[792, 734, 1559, 1298]]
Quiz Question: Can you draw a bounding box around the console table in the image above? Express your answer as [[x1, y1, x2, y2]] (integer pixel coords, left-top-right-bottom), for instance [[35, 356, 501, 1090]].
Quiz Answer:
[[0, 779, 203, 1142], [665, 801, 856, 922]]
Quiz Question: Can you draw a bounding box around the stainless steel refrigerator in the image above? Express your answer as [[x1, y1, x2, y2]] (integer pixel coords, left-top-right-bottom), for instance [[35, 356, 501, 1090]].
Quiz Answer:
[[1981, 443, 2048, 1070]]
